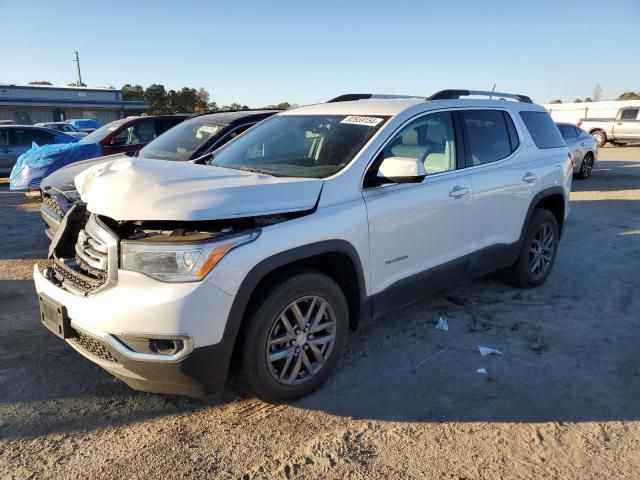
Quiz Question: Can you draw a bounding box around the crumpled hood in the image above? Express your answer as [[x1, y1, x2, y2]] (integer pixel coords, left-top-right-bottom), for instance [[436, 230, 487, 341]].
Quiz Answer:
[[42, 154, 128, 192], [75, 158, 324, 221]]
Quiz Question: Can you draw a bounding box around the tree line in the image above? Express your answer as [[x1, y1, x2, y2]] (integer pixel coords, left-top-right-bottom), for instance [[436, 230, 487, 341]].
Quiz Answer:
[[26, 81, 295, 113], [550, 84, 640, 104], [120, 84, 295, 114]]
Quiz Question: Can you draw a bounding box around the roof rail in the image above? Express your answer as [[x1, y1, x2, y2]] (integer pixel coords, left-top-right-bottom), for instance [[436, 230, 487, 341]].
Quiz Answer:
[[428, 89, 533, 104], [328, 93, 424, 103]]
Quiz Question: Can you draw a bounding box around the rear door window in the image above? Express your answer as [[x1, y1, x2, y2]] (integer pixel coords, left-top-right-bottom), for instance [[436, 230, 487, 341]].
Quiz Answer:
[[559, 125, 578, 140], [460, 110, 518, 166], [519, 111, 565, 149]]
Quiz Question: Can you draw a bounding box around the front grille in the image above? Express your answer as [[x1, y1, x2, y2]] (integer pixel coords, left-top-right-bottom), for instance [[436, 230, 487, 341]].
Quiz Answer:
[[42, 194, 65, 219], [53, 214, 117, 296], [70, 330, 118, 363]]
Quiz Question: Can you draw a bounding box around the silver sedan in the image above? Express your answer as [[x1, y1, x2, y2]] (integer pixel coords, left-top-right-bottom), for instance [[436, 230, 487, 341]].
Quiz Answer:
[[557, 122, 598, 179]]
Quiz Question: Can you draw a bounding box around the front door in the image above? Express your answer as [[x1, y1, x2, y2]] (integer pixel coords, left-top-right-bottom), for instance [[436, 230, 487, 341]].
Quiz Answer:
[[363, 111, 472, 315], [614, 108, 640, 140]]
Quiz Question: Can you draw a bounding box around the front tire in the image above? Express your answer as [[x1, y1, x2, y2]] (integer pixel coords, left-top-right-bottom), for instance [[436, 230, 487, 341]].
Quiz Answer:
[[592, 130, 606, 148], [236, 269, 349, 403], [505, 209, 559, 288]]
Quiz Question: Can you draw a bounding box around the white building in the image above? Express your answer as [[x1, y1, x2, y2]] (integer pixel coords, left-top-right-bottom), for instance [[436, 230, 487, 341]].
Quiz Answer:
[[544, 100, 640, 124], [0, 84, 149, 125]]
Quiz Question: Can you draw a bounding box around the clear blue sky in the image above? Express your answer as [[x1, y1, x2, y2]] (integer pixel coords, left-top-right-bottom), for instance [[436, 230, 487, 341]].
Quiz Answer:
[[1, 0, 638, 106]]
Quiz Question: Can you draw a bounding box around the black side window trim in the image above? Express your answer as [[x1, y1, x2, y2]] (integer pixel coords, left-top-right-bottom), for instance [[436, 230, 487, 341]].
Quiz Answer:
[[503, 111, 520, 150]]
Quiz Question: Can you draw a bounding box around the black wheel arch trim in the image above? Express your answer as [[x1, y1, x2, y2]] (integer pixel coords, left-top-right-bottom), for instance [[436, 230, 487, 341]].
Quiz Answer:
[[212, 240, 370, 380], [520, 186, 566, 241]]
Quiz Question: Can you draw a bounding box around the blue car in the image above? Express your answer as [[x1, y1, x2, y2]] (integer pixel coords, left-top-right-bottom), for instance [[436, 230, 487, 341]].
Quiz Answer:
[[0, 125, 77, 177], [67, 118, 100, 133]]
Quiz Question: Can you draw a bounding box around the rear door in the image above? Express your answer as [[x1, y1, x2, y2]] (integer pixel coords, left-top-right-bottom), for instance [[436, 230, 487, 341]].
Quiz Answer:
[[613, 108, 640, 140], [363, 110, 473, 315], [559, 124, 582, 162], [462, 109, 534, 274]]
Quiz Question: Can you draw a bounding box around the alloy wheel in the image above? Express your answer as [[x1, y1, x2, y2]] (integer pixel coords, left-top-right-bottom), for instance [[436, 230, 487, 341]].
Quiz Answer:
[[581, 155, 593, 178], [266, 296, 337, 386], [529, 223, 555, 279]]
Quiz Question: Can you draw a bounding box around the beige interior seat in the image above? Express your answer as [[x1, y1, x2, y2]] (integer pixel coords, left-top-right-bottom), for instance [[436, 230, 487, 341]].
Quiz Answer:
[[391, 129, 428, 160]]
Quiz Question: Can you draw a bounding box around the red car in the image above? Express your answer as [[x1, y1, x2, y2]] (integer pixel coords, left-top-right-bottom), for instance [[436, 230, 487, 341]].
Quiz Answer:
[[80, 115, 188, 155]]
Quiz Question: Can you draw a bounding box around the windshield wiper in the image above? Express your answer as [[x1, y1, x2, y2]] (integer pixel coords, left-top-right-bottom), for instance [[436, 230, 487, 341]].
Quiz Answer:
[[234, 166, 278, 176], [189, 152, 214, 165]]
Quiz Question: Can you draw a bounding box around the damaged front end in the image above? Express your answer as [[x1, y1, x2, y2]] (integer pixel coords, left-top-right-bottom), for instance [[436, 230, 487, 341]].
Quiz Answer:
[[45, 204, 310, 295]]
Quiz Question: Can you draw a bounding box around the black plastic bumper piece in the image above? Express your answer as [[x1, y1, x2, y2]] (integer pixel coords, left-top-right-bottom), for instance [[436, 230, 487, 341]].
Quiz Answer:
[[104, 337, 235, 397]]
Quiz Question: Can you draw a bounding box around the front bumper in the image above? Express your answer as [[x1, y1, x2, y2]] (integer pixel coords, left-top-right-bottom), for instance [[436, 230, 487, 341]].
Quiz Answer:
[[34, 264, 236, 396]]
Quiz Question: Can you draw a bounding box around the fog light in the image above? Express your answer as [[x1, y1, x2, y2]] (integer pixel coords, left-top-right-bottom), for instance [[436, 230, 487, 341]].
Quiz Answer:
[[149, 339, 181, 355]]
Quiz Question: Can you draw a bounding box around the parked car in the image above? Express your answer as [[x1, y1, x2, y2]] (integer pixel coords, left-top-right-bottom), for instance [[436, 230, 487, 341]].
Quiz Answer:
[[556, 122, 598, 179], [34, 122, 88, 139], [578, 107, 640, 147], [34, 89, 572, 402], [78, 115, 188, 156], [0, 125, 77, 176], [10, 115, 188, 191], [67, 118, 100, 133], [39, 110, 278, 239]]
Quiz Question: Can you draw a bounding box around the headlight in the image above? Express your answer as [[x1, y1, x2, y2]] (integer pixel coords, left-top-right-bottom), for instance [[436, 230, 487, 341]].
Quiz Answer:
[[120, 230, 259, 282], [63, 189, 81, 202]]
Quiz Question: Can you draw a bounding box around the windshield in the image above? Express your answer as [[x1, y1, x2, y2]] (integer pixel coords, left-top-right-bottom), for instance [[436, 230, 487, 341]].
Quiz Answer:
[[211, 114, 387, 178], [80, 120, 125, 143], [138, 120, 226, 161]]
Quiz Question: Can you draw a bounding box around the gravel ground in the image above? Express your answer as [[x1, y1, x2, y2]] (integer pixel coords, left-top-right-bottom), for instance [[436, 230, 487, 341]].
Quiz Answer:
[[1, 147, 639, 479]]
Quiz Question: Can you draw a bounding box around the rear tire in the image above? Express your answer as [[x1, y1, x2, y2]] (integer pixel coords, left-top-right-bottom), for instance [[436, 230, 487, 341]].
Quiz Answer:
[[576, 153, 594, 179], [236, 268, 349, 403], [505, 209, 559, 288], [591, 130, 606, 148]]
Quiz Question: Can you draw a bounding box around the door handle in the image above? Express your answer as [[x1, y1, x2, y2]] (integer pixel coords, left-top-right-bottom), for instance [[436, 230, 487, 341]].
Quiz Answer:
[[580, 142, 585, 146], [449, 186, 469, 198], [522, 172, 538, 183], [0, 148, 10, 153]]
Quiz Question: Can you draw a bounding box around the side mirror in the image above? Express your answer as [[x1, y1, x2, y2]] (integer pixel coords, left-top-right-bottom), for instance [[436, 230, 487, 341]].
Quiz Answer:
[[376, 156, 426, 184], [109, 136, 127, 146]]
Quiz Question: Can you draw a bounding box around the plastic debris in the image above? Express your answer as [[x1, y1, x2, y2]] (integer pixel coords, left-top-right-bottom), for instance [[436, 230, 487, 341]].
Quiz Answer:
[[413, 347, 448, 371], [435, 316, 448, 331], [477, 368, 487, 374], [478, 346, 504, 357]]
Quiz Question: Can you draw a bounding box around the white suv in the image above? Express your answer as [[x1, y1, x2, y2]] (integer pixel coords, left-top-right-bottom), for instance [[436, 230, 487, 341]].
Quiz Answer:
[[34, 90, 572, 402]]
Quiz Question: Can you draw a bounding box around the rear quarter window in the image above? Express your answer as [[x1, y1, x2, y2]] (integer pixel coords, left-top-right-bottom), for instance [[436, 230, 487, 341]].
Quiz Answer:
[[520, 111, 565, 149]]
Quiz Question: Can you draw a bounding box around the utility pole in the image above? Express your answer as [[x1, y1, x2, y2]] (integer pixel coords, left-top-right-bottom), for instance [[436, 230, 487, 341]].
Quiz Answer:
[[73, 50, 83, 86]]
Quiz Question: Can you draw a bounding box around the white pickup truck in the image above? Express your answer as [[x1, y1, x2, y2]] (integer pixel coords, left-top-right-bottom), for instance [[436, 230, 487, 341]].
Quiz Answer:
[[578, 106, 640, 147]]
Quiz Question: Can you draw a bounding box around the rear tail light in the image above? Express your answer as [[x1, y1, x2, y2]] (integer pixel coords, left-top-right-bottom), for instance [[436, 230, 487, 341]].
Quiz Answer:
[[576, 121, 582, 127]]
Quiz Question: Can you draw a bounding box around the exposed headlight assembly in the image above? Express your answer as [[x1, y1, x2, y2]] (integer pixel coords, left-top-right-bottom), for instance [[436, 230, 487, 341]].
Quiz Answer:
[[63, 189, 82, 202], [120, 230, 259, 282]]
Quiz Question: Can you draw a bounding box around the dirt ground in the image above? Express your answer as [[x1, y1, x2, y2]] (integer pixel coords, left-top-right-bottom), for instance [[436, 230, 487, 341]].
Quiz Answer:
[[1, 147, 639, 479]]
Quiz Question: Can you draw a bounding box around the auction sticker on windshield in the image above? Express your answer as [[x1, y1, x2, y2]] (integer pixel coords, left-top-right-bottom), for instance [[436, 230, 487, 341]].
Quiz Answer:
[[340, 116, 384, 127]]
